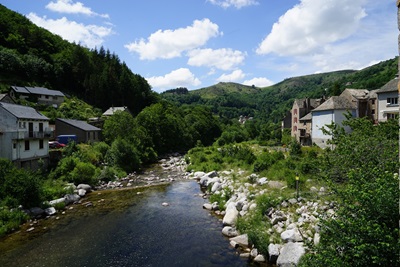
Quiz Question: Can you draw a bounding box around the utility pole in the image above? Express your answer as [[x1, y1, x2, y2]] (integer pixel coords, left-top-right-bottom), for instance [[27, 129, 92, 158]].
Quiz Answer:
[[397, 0, 400, 236]]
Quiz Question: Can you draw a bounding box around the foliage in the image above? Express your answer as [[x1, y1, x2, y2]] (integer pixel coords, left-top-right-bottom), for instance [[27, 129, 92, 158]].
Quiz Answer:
[[253, 150, 284, 173], [106, 138, 141, 173], [0, 208, 29, 237], [300, 117, 400, 267], [0, 159, 43, 208], [69, 161, 97, 185], [0, 5, 158, 114]]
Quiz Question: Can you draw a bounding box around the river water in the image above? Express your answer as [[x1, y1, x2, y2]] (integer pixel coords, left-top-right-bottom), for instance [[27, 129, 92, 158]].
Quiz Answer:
[[0, 180, 252, 267]]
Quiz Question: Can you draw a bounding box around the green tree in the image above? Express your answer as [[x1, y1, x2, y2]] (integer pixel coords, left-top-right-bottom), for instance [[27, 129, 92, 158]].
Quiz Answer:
[[299, 117, 400, 267]]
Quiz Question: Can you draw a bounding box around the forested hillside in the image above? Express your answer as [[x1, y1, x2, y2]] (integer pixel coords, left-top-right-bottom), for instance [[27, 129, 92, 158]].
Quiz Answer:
[[0, 4, 158, 114], [162, 57, 398, 124]]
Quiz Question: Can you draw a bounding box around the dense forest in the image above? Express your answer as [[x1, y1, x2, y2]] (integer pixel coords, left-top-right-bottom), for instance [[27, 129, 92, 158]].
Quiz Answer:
[[0, 4, 158, 114]]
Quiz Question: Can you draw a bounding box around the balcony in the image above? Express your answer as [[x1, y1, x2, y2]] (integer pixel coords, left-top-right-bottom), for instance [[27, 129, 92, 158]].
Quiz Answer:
[[12, 130, 54, 140]]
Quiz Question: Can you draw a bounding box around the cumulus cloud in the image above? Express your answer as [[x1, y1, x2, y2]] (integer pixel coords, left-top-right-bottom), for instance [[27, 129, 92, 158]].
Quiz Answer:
[[187, 48, 246, 70], [124, 19, 221, 60], [27, 13, 113, 48], [207, 0, 259, 9], [256, 0, 367, 56], [46, 0, 109, 18], [216, 69, 245, 83], [243, 77, 274, 87], [146, 68, 201, 92]]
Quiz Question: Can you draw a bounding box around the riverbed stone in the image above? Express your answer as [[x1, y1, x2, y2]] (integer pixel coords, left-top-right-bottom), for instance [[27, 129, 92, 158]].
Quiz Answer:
[[254, 254, 266, 262], [276, 242, 305, 267], [29, 207, 44, 217], [222, 202, 239, 226], [229, 234, 249, 248], [268, 243, 282, 263], [222, 226, 238, 237], [203, 203, 213, 210], [77, 184, 92, 192], [64, 194, 81, 205], [281, 228, 303, 243], [49, 197, 66, 206], [44, 207, 56, 216], [78, 189, 87, 197]]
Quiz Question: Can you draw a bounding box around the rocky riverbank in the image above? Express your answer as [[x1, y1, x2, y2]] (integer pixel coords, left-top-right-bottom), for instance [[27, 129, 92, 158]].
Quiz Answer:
[[191, 169, 336, 266]]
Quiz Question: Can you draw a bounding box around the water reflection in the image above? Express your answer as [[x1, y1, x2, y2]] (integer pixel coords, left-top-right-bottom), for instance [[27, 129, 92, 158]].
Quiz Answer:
[[0, 181, 250, 267]]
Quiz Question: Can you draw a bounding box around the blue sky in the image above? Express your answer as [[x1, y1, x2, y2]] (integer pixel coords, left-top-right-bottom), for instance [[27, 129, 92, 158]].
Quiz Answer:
[[0, 0, 397, 93]]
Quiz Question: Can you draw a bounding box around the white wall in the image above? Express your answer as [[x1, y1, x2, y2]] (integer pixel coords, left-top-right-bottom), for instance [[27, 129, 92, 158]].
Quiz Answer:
[[312, 109, 355, 148], [377, 91, 399, 122]]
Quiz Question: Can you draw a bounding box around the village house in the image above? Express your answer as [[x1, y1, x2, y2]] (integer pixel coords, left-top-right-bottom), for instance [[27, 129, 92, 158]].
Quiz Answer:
[[0, 93, 15, 104], [290, 98, 324, 142], [102, 106, 132, 117], [55, 118, 101, 144], [375, 77, 399, 122], [0, 102, 52, 169], [9, 86, 65, 107]]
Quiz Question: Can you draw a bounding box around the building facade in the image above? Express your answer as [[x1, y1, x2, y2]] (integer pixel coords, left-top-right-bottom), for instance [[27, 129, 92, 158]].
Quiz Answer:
[[0, 102, 52, 169]]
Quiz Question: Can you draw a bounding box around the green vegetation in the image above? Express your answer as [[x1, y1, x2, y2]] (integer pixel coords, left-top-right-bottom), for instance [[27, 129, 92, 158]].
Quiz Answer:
[[0, 4, 158, 114]]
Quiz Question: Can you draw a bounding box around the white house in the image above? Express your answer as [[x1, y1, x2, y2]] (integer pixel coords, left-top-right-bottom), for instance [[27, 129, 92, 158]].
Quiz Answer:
[[375, 77, 398, 122], [311, 96, 356, 149], [10, 86, 65, 107], [0, 102, 52, 169]]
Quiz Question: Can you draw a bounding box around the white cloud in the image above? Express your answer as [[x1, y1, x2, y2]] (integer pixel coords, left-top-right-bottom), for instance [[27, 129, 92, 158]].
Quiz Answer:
[[243, 77, 274, 87], [187, 48, 246, 70], [216, 69, 245, 83], [124, 19, 221, 60], [207, 0, 259, 9], [146, 68, 201, 92], [46, 0, 109, 18], [256, 0, 367, 56], [27, 13, 113, 48]]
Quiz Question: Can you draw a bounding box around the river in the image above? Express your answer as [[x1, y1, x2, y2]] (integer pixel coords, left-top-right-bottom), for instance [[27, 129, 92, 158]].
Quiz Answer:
[[0, 179, 253, 267]]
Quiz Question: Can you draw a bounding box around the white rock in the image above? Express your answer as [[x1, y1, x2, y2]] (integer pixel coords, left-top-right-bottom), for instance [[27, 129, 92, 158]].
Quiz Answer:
[[254, 254, 266, 262], [44, 207, 57, 216], [268, 243, 282, 263], [78, 189, 87, 197], [222, 226, 238, 237], [161, 202, 169, 207], [277, 242, 305, 267], [203, 203, 213, 210], [223, 202, 239, 226], [229, 234, 249, 248], [281, 228, 303, 243]]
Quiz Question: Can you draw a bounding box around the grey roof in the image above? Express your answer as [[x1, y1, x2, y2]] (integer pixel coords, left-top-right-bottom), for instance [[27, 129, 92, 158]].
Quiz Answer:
[[26, 87, 65, 97], [0, 94, 7, 100], [0, 102, 49, 120], [376, 78, 398, 94], [103, 106, 129, 116], [57, 118, 101, 131], [11, 86, 29, 94], [299, 112, 312, 121], [11, 85, 65, 96], [293, 98, 322, 109], [312, 96, 354, 112]]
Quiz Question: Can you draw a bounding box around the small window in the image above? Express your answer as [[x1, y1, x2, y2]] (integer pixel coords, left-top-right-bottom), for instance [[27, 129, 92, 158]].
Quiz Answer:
[[25, 140, 30, 151], [371, 99, 375, 105], [39, 139, 44, 149], [13, 142, 16, 149], [371, 109, 375, 115], [387, 97, 398, 105]]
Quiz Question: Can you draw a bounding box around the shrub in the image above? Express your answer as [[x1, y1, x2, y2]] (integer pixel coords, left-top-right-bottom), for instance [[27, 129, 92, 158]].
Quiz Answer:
[[69, 162, 97, 185]]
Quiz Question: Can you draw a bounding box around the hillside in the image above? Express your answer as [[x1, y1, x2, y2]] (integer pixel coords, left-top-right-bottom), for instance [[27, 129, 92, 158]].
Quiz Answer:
[[161, 57, 398, 123], [0, 4, 158, 114]]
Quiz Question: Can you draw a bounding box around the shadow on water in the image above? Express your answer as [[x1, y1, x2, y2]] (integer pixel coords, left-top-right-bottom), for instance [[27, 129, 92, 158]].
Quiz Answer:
[[0, 180, 263, 267]]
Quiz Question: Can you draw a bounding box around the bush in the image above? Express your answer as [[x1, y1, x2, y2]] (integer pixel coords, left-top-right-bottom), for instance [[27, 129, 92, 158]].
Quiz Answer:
[[69, 162, 97, 185], [0, 208, 29, 237]]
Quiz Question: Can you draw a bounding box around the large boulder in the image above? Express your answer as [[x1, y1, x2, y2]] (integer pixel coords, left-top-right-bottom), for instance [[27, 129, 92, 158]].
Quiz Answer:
[[49, 197, 66, 206], [44, 207, 57, 216], [64, 194, 81, 205], [222, 202, 239, 226], [229, 234, 249, 248], [277, 242, 305, 267], [222, 226, 238, 237], [281, 228, 303, 243], [29, 207, 44, 217], [268, 243, 282, 264]]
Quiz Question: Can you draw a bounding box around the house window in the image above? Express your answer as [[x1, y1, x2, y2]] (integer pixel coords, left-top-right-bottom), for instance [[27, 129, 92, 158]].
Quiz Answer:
[[25, 140, 30, 150], [293, 126, 297, 132], [371, 99, 375, 105], [13, 142, 16, 149], [293, 118, 298, 123], [19, 121, 26, 129], [293, 109, 298, 115], [387, 113, 397, 120], [371, 109, 375, 115], [387, 97, 398, 105], [39, 139, 44, 149], [53, 96, 58, 100], [45, 95, 49, 99]]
